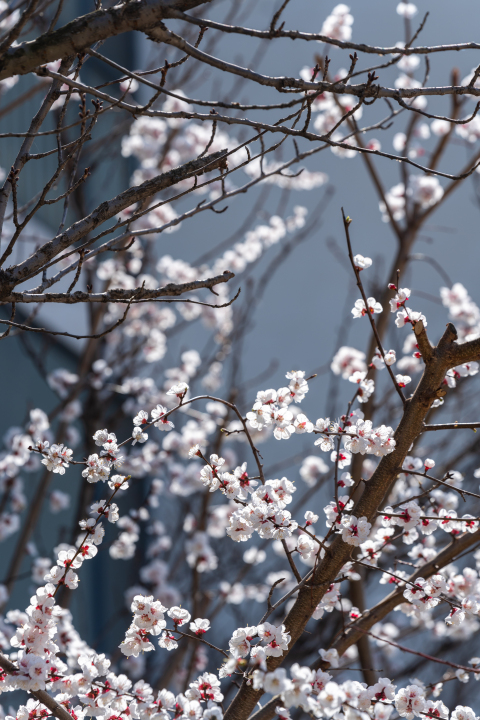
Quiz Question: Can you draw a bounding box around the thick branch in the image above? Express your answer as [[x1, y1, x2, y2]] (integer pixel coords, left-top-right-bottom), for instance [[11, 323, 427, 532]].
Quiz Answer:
[[447, 335, 480, 367], [0, 149, 228, 296], [320, 527, 480, 668], [147, 26, 480, 100], [223, 321, 462, 720], [0, 653, 73, 720], [249, 528, 480, 720], [413, 319, 434, 363], [1, 271, 235, 304], [0, 0, 211, 82]]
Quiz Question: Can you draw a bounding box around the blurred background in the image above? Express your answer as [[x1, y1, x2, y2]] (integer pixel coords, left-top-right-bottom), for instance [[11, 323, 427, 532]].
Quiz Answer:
[[1, 0, 480, 708]]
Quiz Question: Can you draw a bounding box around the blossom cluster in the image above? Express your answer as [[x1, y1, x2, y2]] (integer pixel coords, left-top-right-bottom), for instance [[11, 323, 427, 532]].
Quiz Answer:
[[4, 585, 224, 720], [225, 477, 298, 543], [4, 5, 480, 720], [246, 370, 310, 440], [121, 594, 215, 659], [249, 662, 476, 720], [228, 622, 290, 660]]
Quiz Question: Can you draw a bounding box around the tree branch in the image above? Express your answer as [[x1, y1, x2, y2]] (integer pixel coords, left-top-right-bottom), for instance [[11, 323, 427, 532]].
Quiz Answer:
[[1, 271, 235, 304], [423, 422, 480, 431], [0, 652, 73, 720], [0, 149, 228, 296], [168, 10, 480, 57], [223, 321, 465, 720], [0, 0, 211, 82], [249, 527, 480, 720], [0, 60, 69, 245], [413, 319, 434, 363], [33, 69, 480, 184], [146, 25, 480, 101], [447, 335, 480, 367]]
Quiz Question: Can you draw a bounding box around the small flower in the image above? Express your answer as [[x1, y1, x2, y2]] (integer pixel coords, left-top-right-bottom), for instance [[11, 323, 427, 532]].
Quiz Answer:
[[445, 608, 466, 626], [352, 297, 383, 318], [341, 516, 371, 546], [167, 606, 191, 626], [41, 444, 73, 474], [294, 413, 314, 433], [353, 254, 372, 270], [133, 410, 149, 426], [319, 648, 339, 668], [166, 382, 189, 400], [349, 607, 361, 621], [45, 565, 79, 589], [158, 631, 178, 651], [395, 307, 427, 328], [151, 405, 174, 431], [389, 288, 411, 312], [189, 618, 210, 636], [120, 626, 155, 657], [384, 349, 396, 366], [304, 510, 319, 526], [108, 474, 129, 491], [132, 426, 148, 445], [397, 2, 417, 19]]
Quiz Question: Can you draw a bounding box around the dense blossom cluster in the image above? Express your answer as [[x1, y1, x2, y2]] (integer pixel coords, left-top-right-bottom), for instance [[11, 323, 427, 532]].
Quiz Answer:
[[250, 665, 421, 719], [4, 2, 480, 720], [97, 202, 310, 369], [2, 256, 480, 720]]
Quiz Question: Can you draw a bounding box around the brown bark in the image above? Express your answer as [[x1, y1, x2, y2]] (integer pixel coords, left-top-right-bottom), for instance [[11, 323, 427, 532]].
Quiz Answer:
[[0, 652, 73, 720], [0, 149, 227, 298], [0, 0, 211, 82], [223, 322, 480, 720], [249, 526, 480, 720]]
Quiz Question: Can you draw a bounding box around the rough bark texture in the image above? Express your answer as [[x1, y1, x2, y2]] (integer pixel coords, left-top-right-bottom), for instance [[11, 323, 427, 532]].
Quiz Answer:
[[223, 322, 480, 720], [1, 271, 234, 304], [0, 0, 211, 82], [0, 149, 228, 297], [249, 527, 480, 720]]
